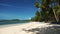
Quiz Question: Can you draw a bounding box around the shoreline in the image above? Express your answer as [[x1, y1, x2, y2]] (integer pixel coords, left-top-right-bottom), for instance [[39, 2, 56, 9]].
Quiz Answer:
[[0, 22, 60, 34]]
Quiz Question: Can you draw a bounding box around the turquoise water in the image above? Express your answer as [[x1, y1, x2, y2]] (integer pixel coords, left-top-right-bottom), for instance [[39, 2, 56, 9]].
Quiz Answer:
[[0, 21, 28, 25]]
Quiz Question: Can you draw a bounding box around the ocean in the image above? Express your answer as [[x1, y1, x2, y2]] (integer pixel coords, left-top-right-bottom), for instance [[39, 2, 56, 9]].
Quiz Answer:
[[0, 21, 29, 28], [0, 21, 28, 25]]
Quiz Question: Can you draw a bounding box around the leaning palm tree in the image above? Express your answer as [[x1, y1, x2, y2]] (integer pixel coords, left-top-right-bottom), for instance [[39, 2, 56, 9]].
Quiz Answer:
[[50, 0, 59, 22], [34, 0, 60, 22]]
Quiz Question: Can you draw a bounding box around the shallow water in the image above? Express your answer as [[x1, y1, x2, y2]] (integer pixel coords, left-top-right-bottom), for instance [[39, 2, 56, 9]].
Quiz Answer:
[[0, 21, 28, 25]]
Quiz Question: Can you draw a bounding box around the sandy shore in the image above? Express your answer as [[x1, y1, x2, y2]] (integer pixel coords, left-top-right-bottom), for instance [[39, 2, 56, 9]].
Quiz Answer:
[[0, 22, 59, 34]]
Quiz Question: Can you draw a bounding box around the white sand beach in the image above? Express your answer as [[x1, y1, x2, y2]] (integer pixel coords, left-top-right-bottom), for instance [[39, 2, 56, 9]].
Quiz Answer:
[[0, 22, 60, 34]]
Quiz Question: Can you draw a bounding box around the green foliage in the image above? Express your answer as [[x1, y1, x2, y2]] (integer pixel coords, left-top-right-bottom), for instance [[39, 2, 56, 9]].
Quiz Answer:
[[31, 11, 43, 22], [34, 1, 41, 8], [31, 0, 60, 23], [35, 11, 40, 16], [56, 9, 60, 15]]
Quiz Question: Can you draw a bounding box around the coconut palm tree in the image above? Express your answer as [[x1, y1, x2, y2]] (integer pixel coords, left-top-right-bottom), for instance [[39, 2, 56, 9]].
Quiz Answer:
[[34, 0, 60, 22]]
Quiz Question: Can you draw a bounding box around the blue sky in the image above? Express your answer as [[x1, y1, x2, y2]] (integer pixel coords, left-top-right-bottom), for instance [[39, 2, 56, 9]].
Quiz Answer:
[[0, 0, 37, 20]]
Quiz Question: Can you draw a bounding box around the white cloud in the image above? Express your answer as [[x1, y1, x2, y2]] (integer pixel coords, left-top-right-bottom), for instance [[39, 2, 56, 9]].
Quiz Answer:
[[0, 3, 12, 7], [28, 17, 31, 20], [0, 3, 20, 8]]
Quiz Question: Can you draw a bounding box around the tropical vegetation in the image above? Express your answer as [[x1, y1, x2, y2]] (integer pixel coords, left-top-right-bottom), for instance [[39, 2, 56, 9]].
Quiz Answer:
[[31, 0, 60, 23]]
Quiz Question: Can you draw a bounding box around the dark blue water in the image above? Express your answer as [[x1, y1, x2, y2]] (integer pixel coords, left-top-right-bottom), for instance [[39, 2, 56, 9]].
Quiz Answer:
[[0, 21, 28, 25]]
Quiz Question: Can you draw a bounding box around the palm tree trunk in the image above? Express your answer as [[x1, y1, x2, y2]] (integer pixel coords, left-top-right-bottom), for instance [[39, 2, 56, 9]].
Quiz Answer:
[[53, 9, 59, 22]]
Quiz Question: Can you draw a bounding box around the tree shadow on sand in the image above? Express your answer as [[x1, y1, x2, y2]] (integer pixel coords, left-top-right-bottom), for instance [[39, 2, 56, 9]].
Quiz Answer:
[[23, 26, 60, 34]]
